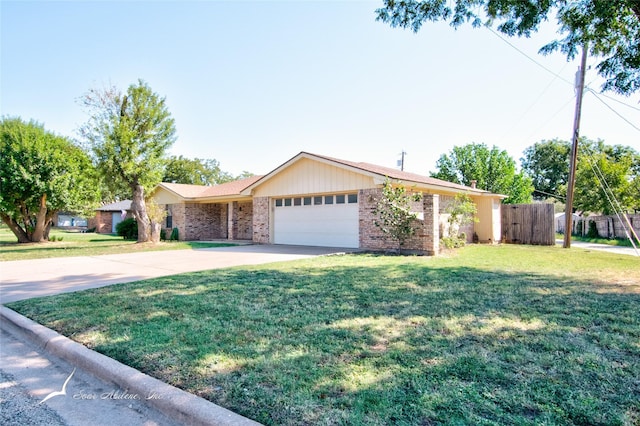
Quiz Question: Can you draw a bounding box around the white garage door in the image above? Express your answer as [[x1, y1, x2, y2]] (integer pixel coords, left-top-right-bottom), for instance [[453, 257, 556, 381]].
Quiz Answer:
[[273, 194, 359, 248], [112, 212, 124, 233]]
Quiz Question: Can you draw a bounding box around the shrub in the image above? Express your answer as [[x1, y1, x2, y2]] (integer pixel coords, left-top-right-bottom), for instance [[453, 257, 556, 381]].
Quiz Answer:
[[441, 235, 466, 250], [160, 229, 166, 241], [116, 218, 138, 240], [169, 227, 179, 241]]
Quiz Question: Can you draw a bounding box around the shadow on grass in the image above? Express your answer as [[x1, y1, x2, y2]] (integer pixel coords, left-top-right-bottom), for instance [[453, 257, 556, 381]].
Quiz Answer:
[[7, 256, 640, 425]]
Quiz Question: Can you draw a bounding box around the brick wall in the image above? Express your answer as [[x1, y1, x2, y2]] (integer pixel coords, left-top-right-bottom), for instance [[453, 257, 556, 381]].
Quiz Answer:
[[91, 211, 113, 234], [230, 201, 253, 240], [253, 197, 270, 244], [168, 203, 185, 240], [359, 188, 439, 255], [182, 203, 227, 241], [423, 194, 439, 255]]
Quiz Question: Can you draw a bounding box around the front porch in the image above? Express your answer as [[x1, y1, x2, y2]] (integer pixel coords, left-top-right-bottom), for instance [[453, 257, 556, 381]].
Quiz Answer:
[[165, 201, 253, 241]]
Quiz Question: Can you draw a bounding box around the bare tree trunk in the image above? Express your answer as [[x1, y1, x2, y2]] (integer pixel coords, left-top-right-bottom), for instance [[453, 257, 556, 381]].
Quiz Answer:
[[31, 194, 48, 242], [0, 214, 30, 243], [131, 183, 151, 242], [150, 221, 161, 243], [43, 210, 55, 241]]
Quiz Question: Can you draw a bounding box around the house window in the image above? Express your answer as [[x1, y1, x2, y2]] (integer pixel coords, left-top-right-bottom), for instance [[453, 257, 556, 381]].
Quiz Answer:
[[336, 194, 345, 204], [165, 205, 173, 228], [348, 194, 358, 203], [314, 196, 323, 205], [325, 195, 334, 205], [275, 199, 283, 207], [284, 198, 292, 207], [294, 197, 302, 206], [303, 197, 312, 205]]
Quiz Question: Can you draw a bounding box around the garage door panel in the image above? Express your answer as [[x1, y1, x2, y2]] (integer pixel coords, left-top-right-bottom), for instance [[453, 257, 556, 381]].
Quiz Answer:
[[274, 202, 359, 248]]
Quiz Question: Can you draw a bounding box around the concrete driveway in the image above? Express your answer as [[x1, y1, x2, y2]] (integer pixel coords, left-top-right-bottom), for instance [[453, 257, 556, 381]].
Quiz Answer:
[[556, 240, 639, 257], [0, 244, 353, 304]]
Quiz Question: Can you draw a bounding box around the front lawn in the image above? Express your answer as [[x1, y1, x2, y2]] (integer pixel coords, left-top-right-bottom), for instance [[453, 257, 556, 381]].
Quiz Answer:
[[7, 245, 640, 425], [0, 228, 235, 261]]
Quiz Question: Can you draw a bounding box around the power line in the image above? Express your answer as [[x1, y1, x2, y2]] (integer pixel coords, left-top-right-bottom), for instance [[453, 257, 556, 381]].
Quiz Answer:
[[595, 91, 640, 112], [585, 89, 640, 132], [484, 26, 573, 86], [533, 189, 565, 200], [485, 25, 640, 138]]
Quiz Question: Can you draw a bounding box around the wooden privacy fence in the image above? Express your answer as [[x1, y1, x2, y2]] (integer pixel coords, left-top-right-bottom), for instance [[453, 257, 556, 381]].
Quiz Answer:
[[501, 203, 555, 246]]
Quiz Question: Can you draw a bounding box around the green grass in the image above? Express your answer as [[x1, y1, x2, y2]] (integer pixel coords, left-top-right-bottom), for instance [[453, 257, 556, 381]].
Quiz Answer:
[[0, 228, 235, 261], [7, 245, 640, 425]]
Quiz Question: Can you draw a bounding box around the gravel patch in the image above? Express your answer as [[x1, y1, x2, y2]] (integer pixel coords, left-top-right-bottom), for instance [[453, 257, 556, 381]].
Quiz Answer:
[[0, 369, 67, 426]]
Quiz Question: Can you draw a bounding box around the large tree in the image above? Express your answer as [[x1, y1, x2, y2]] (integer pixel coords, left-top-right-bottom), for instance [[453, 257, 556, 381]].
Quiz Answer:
[[521, 139, 571, 200], [574, 140, 640, 214], [376, 0, 640, 95], [431, 142, 534, 203], [521, 138, 640, 213], [0, 117, 99, 243], [163, 155, 234, 186], [80, 80, 177, 243]]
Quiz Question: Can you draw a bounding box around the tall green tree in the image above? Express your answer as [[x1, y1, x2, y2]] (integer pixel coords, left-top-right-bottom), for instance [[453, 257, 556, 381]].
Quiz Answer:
[[80, 80, 176, 243], [521, 139, 571, 200], [163, 156, 234, 186], [376, 0, 640, 95], [431, 142, 533, 203], [521, 138, 640, 213], [574, 140, 640, 214], [0, 117, 99, 243]]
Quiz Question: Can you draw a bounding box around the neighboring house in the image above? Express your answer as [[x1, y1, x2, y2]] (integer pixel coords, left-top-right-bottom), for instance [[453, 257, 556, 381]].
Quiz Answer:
[[54, 213, 88, 228], [555, 212, 580, 234], [151, 152, 505, 254], [90, 200, 133, 234]]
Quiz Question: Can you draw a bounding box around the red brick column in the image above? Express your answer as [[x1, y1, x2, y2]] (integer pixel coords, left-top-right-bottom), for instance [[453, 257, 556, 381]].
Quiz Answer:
[[252, 197, 270, 244], [423, 194, 439, 255]]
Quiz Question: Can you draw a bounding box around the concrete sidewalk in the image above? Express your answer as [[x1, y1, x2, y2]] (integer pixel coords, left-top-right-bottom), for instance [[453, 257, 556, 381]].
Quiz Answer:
[[556, 239, 639, 257], [0, 244, 351, 425], [1, 306, 260, 426]]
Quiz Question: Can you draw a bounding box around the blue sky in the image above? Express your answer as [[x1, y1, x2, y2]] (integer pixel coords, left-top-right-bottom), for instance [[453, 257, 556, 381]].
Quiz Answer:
[[2, 0, 639, 177]]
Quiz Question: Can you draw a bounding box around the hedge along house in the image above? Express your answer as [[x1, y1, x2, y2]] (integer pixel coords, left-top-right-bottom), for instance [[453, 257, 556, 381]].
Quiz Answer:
[[151, 152, 505, 255]]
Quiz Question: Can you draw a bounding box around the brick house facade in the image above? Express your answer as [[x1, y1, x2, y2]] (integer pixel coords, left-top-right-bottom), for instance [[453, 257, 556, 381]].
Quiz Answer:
[[150, 152, 504, 255], [90, 200, 132, 234]]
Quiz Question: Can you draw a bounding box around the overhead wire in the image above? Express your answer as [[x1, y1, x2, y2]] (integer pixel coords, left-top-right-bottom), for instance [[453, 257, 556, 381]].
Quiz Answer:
[[484, 26, 573, 86], [581, 145, 640, 251], [485, 24, 640, 138], [585, 89, 640, 132]]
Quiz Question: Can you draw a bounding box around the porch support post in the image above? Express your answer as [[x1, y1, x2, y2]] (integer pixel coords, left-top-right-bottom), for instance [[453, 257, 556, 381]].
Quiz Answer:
[[423, 194, 439, 256], [227, 202, 235, 240]]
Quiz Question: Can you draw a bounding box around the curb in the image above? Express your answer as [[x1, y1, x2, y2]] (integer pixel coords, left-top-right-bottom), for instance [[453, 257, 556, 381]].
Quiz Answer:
[[0, 305, 261, 426]]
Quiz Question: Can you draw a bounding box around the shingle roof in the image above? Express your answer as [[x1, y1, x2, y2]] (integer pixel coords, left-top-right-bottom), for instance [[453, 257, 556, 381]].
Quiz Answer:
[[159, 175, 264, 199], [96, 200, 132, 211]]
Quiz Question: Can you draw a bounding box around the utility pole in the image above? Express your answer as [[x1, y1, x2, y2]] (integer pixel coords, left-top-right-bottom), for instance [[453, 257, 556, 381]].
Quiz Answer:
[[398, 150, 406, 171], [563, 44, 588, 249]]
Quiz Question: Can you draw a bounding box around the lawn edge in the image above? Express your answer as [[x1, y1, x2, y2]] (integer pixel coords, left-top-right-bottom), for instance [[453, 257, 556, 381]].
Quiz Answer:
[[0, 306, 261, 426]]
